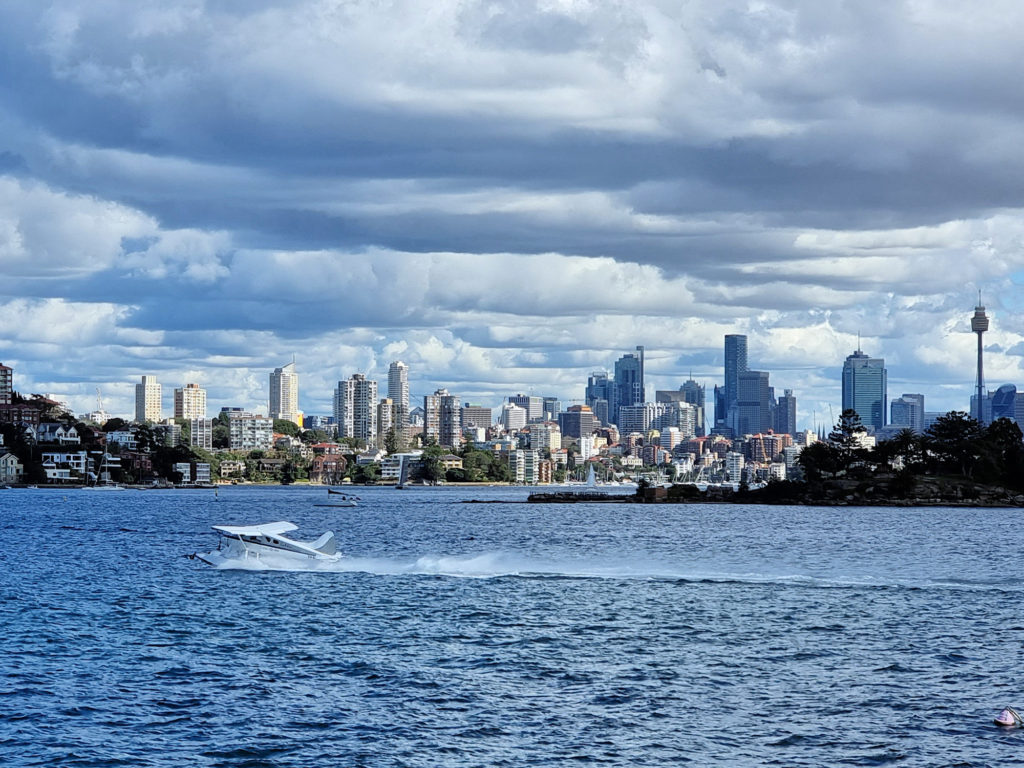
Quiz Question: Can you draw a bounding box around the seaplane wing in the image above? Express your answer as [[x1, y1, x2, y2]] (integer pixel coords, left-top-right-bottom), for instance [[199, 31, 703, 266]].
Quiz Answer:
[[211, 521, 298, 537]]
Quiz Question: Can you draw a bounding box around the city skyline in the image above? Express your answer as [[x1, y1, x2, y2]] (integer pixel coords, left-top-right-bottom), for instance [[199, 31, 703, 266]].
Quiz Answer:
[[2, 3, 1024, 427]]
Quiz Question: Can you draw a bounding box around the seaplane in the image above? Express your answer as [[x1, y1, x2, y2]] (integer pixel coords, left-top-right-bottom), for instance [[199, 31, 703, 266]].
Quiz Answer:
[[195, 521, 341, 567]]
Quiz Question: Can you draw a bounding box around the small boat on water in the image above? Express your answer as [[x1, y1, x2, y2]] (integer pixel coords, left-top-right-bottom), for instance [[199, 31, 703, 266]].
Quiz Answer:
[[195, 521, 341, 567], [317, 489, 358, 507]]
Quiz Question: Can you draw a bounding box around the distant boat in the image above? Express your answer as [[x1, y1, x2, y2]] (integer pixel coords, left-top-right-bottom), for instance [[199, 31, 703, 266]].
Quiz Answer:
[[585, 465, 597, 488], [82, 451, 126, 491], [317, 489, 358, 507]]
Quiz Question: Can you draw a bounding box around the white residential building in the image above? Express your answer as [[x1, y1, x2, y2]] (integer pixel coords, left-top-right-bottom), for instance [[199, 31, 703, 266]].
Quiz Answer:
[[501, 403, 527, 432], [0, 450, 23, 483], [174, 383, 207, 420], [269, 362, 300, 426], [190, 418, 213, 450], [725, 451, 745, 482], [228, 414, 274, 451], [135, 375, 161, 423], [509, 449, 540, 484], [388, 361, 410, 430]]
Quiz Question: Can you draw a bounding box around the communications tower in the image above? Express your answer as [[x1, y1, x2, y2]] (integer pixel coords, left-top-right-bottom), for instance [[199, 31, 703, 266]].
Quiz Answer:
[[972, 297, 989, 424]]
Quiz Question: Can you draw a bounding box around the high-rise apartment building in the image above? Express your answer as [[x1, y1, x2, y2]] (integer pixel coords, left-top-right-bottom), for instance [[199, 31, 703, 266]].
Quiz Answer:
[[174, 383, 207, 420], [388, 361, 410, 430], [228, 413, 273, 450], [377, 398, 394, 448], [334, 374, 378, 444], [842, 347, 887, 431], [0, 362, 11, 405], [269, 362, 300, 426], [135, 375, 162, 423], [190, 418, 213, 450], [423, 389, 461, 448]]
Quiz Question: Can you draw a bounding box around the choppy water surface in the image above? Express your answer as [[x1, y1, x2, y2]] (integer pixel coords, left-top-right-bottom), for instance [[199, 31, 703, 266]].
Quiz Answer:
[[4, 486, 1024, 766]]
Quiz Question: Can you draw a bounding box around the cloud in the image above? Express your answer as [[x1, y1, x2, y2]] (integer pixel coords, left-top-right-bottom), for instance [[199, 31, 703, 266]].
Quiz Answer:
[[3, 1, 1024, 424]]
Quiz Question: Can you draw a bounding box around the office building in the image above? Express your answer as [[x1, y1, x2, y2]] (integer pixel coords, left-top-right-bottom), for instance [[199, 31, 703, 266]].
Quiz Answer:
[[174, 383, 206, 420], [990, 384, 1016, 423], [612, 347, 645, 424], [269, 362, 300, 426], [773, 389, 797, 435], [500, 403, 527, 432], [890, 393, 925, 433], [842, 347, 887, 431], [560, 404, 597, 440], [461, 404, 493, 431], [737, 370, 772, 435], [722, 334, 748, 429], [508, 394, 544, 423], [135, 375, 162, 423], [586, 371, 613, 425], [542, 397, 561, 422]]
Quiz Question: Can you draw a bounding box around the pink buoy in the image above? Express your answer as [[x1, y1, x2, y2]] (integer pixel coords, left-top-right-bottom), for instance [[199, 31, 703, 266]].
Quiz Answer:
[[995, 707, 1022, 727]]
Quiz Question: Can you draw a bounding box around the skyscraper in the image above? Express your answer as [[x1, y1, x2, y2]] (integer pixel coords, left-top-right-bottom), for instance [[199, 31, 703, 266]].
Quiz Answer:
[[773, 389, 797, 435], [174, 383, 207, 420], [585, 371, 613, 425], [723, 334, 748, 430], [612, 347, 645, 425], [737, 370, 772, 435], [269, 362, 300, 425], [388, 361, 410, 430], [890, 393, 925, 433], [842, 347, 887, 431], [135, 375, 162, 423], [972, 300, 989, 424]]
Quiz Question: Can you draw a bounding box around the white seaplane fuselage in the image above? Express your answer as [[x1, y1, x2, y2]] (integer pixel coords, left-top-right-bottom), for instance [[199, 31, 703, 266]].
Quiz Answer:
[[197, 521, 341, 567]]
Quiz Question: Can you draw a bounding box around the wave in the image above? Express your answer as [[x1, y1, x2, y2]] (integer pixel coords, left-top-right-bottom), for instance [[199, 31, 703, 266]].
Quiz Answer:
[[197, 551, 1024, 592]]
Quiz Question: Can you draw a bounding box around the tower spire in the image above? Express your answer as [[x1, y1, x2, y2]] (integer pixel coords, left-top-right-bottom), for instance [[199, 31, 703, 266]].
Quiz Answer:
[[972, 298, 989, 424]]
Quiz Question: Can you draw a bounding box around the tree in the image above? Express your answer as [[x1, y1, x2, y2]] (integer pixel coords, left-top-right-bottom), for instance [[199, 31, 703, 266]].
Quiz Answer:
[[828, 409, 869, 474], [212, 423, 230, 449], [798, 440, 844, 483], [384, 427, 400, 455], [924, 411, 982, 477], [274, 419, 299, 437]]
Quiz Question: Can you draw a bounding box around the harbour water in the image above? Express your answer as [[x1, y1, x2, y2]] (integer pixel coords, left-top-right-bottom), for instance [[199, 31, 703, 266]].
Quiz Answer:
[[3, 485, 1024, 766]]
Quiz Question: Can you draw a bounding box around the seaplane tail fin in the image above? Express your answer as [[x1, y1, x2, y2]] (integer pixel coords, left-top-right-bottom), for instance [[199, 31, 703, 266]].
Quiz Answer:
[[311, 531, 337, 555]]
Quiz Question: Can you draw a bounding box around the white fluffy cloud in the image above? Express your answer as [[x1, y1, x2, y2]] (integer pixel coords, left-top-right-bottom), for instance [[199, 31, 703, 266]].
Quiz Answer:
[[3, 1, 1024, 423]]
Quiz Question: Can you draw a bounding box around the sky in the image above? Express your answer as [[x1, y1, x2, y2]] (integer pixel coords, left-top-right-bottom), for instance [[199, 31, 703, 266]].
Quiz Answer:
[[2, 0, 1024, 430]]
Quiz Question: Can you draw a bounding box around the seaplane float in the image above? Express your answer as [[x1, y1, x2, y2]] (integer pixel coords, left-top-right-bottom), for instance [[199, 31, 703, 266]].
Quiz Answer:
[[194, 521, 341, 567]]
